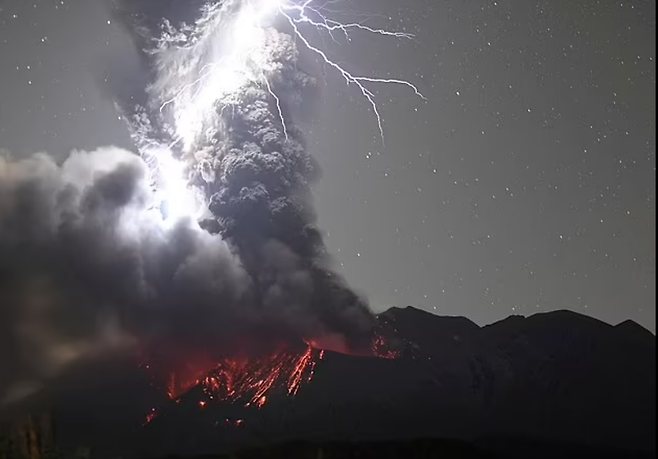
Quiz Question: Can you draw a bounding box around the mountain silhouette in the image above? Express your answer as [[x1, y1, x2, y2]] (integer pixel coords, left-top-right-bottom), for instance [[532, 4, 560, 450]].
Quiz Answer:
[[3, 307, 655, 458]]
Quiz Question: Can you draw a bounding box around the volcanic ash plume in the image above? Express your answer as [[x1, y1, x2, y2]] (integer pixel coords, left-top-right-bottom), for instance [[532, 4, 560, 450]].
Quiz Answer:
[[0, 0, 378, 404], [112, 0, 377, 351]]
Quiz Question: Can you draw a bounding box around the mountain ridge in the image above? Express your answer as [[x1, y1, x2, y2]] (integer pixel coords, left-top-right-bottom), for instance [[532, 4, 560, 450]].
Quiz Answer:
[[2, 306, 654, 457], [382, 305, 654, 335]]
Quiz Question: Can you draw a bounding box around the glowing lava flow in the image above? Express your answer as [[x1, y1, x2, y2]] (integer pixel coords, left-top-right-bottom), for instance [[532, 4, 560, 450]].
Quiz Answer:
[[197, 345, 320, 407], [141, 333, 403, 426], [142, 345, 323, 425]]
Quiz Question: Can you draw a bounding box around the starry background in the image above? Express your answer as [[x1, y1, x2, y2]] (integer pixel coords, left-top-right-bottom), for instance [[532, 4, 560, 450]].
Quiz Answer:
[[0, 0, 655, 331]]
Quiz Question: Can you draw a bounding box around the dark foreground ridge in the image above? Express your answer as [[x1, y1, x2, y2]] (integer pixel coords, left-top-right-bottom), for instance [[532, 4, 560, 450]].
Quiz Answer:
[[158, 437, 654, 459], [1, 307, 655, 458]]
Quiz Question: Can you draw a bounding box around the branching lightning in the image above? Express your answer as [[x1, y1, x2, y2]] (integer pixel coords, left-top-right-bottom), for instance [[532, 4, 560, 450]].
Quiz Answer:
[[263, 75, 289, 139], [279, 2, 426, 144], [158, 0, 425, 150], [278, 0, 427, 144], [159, 63, 218, 113], [287, 0, 414, 41]]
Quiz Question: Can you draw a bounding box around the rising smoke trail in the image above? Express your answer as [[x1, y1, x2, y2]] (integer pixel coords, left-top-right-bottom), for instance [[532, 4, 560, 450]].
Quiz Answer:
[[111, 0, 388, 351]]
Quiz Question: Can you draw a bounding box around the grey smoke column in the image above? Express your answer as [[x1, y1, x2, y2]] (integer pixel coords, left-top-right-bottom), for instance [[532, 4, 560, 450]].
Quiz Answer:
[[203, 57, 375, 349], [114, 0, 376, 350]]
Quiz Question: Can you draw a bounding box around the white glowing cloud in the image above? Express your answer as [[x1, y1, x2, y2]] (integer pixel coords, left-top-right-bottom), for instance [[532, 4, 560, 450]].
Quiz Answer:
[[155, 152, 200, 223], [158, 0, 285, 152]]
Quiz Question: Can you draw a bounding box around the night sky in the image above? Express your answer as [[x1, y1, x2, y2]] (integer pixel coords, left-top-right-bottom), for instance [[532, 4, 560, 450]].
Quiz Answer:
[[0, 0, 655, 331]]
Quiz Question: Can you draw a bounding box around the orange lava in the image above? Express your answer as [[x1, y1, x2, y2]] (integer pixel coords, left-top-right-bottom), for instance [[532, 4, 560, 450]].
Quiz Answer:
[[162, 334, 399, 404], [141, 330, 403, 426], [371, 334, 402, 359], [161, 345, 322, 408], [143, 408, 158, 426]]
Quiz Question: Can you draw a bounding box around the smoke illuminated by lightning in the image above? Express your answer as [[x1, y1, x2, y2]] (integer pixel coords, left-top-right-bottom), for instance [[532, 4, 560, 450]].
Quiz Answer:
[[160, 0, 424, 148], [145, 0, 425, 222]]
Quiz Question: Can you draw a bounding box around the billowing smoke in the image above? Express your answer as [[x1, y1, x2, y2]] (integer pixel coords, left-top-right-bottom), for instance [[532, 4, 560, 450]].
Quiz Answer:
[[0, 0, 375, 404], [0, 148, 251, 403]]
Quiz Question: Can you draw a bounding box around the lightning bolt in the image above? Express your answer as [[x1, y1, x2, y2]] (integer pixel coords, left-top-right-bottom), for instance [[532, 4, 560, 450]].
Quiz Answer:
[[263, 75, 289, 140], [277, 0, 426, 145], [287, 0, 414, 41], [160, 63, 219, 113]]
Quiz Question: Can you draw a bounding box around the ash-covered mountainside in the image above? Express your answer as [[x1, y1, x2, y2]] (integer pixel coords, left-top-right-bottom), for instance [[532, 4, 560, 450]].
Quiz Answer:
[[7, 307, 655, 457]]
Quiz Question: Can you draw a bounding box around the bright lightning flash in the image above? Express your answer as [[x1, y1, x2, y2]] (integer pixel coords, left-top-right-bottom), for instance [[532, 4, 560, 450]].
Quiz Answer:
[[151, 0, 424, 223]]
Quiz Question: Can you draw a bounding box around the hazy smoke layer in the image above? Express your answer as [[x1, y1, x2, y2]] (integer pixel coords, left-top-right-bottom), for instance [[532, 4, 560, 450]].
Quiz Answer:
[[0, 149, 250, 403], [0, 0, 375, 404]]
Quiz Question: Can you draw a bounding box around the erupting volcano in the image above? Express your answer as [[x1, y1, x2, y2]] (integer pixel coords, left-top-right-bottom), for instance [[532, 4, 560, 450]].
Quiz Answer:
[[140, 343, 323, 426], [1, 1, 655, 457], [140, 326, 403, 428], [102, 0, 422, 422], [166, 345, 320, 405], [0, 0, 423, 417]]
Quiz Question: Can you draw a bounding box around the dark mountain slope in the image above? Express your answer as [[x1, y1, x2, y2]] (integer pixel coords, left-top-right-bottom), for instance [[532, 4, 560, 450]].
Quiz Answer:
[[3, 308, 654, 458], [124, 308, 655, 456]]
